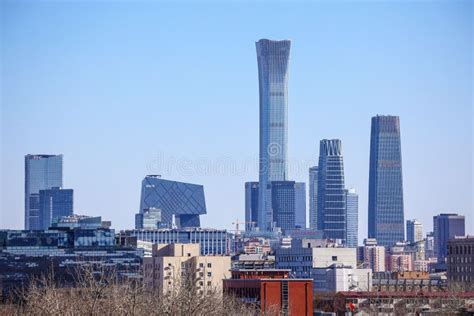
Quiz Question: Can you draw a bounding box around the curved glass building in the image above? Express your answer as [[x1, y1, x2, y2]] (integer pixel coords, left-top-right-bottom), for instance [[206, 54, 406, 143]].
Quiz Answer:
[[256, 39, 291, 231]]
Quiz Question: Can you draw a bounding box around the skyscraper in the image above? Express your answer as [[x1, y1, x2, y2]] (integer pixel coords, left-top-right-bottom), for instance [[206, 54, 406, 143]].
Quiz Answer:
[[244, 182, 259, 231], [256, 39, 291, 231], [25, 154, 63, 230], [39, 187, 73, 230], [345, 188, 358, 248], [317, 139, 346, 243], [406, 219, 423, 243], [368, 115, 404, 248], [139, 175, 206, 228], [308, 166, 318, 230], [271, 181, 296, 233], [433, 213, 465, 263], [294, 182, 306, 229]]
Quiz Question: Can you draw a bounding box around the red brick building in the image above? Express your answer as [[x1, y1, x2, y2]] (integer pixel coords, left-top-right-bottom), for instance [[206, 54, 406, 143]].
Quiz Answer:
[[223, 269, 313, 315]]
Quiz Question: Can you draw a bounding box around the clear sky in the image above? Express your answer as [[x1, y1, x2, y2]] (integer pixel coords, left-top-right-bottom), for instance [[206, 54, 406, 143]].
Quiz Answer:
[[1, 0, 472, 242]]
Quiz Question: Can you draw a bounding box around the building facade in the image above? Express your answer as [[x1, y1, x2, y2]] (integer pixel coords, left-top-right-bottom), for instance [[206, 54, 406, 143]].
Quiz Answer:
[[308, 166, 318, 230], [363, 239, 386, 272], [368, 115, 404, 248], [317, 139, 346, 244], [143, 243, 230, 294], [345, 188, 358, 248], [447, 236, 473, 283], [256, 39, 291, 231], [138, 175, 206, 228], [294, 182, 306, 229], [433, 213, 465, 263], [38, 187, 73, 230], [223, 269, 313, 315], [24, 154, 63, 230], [135, 208, 162, 230], [245, 182, 259, 231], [124, 228, 231, 256], [406, 219, 423, 243]]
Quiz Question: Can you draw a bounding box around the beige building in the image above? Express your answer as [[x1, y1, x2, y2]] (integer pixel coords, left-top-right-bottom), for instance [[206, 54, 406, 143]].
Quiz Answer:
[[143, 243, 231, 294], [363, 239, 386, 272]]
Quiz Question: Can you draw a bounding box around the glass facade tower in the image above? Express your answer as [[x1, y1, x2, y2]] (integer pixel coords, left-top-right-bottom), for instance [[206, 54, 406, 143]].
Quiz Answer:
[[433, 213, 465, 263], [24, 154, 63, 230], [139, 175, 206, 228], [39, 187, 73, 230], [317, 140, 346, 243], [244, 182, 259, 231], [368, 115, 404, 247], [309, 166, 319, 230], [256, 39, 291, 231], [345, 188, 358, 248]]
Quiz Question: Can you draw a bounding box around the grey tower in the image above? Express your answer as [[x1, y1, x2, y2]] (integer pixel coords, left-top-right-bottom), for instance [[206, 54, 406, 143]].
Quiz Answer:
[[309, 166, 319, 230], [317, 140, 346, 243], [368, 115, 404, 248], [25, 154, 63, 230], [345, 188, 358, 248], [256, 39, 291, 231]]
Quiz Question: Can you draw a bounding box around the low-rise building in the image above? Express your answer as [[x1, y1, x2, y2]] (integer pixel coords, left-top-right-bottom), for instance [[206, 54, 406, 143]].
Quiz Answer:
[[223, 269, 313, 315], [121, 228, 231, 255], [447, 236, 474, 283], [143, 243, 230, 294], [312, 264, 372, 293]]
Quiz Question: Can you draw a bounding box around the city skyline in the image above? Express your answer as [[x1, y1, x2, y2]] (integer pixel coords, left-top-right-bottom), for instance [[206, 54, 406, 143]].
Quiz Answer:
[[2, 1, 472, 240]]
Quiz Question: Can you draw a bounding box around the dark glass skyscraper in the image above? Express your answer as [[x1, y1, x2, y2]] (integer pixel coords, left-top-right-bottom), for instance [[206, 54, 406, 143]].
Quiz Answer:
[[39, 187, 73, 230], [25, 154, 63, 230], [433, 213, 465, 263], [244, 182, 259, 231], [368, 115, 404, 247], [256, 39, 291, 231], [139, 175, 206, 228], [317, 140, 346, 243]]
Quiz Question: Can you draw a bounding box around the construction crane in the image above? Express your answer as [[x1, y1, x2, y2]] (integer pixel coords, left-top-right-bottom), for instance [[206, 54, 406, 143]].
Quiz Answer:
[[231, 219, 255, 235]]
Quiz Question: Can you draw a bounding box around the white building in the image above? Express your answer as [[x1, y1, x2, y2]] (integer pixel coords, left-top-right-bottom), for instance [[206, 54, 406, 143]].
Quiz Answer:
[[406, 219, 423, 243], [313, 264, 372, 293], [275, 239, 372, 292]]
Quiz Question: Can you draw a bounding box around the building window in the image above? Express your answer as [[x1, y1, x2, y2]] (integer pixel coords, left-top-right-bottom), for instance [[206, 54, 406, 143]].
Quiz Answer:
[[199, 263, 204, 268], [207, 281, 212, 286], [332, 256, 338, 261], [207, 263, 212, 268], [207, 272, 212, 277]]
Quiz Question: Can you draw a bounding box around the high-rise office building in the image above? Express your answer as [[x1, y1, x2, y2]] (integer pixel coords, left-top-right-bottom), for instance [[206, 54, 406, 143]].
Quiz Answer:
[[256, 39, 291, 231], [317, 140, 346, 244], [309, 166, 318, 230], [138, 175, 206, 228], [271, 181, 295, 233], [244, 182, 259, 231], [38, 187, 73, 230], [295, 182, 306, 229], [25, 154, 63, 230], [433, 213, 465, 263], [345, 188, 358, 248], [406, 219, 423, 244], [368, 115, 404, 248]]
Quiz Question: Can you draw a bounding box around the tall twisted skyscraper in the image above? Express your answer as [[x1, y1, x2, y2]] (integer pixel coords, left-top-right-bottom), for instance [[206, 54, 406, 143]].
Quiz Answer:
[[25, 154, 63, 230], [317, 139, 346, 243], [256, 39, 291, 230], [368, 115, 404, 247]]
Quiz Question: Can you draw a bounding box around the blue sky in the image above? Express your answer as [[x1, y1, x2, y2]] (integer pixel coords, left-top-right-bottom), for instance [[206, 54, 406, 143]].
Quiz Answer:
[[1, 0, 472, 241]]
